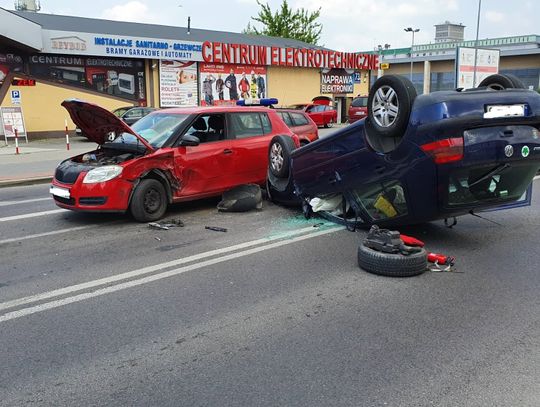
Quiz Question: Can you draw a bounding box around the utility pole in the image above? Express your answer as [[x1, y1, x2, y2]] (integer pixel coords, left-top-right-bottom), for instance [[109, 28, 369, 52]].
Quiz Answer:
[[404, 27, 420, 82]]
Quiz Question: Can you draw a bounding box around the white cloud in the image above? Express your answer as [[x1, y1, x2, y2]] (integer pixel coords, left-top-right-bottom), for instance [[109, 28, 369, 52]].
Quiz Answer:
[[101, 1, 159, 23]]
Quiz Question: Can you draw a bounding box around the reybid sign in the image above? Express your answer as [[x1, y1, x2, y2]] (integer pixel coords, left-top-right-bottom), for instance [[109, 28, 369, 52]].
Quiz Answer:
[[202, 41, 378, 70]]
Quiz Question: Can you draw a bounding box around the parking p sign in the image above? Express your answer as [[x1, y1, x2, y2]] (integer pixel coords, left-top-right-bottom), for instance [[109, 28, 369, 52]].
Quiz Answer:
[[11, 90, 21, 105]]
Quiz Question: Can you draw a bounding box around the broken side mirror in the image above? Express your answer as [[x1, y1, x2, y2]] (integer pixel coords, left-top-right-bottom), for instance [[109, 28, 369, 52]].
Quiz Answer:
[[179, 134, 200, 147]]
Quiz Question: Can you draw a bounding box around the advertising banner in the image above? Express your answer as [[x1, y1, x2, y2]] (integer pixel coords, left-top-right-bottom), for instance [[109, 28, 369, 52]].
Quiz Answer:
[[455, 47, 500, 88], [320, 68, 355, 94], [28, 54, 146, 104], [41, 30, 204, 61], [199, 63, 267, 106], [159, 60, 198, 107], [0, 52, 24, 86], [1, 106, 28, 143]]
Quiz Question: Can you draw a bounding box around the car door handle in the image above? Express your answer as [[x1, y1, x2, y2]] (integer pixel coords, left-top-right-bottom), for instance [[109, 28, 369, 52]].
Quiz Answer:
[[223, 149, 233, 155]]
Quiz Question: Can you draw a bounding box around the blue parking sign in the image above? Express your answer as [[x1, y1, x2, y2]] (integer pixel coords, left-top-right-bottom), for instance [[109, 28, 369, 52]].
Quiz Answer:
[[11, 90, 21, 104]]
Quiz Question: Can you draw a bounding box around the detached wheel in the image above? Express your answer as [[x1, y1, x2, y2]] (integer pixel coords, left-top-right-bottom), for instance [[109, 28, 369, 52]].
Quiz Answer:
[[269, 135, 296, 178], [478, 74, 526, 90], [367, 75, 417, 139], [130, 179, 167, 222], [357, 244, 427, 277]]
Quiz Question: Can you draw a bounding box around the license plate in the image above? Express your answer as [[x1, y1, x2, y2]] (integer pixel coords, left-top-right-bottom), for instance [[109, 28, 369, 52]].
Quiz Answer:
[[50, 185, 70, 199], [484, 104, 525, 119]]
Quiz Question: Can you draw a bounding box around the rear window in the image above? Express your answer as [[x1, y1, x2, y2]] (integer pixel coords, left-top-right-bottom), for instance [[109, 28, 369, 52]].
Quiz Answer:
[[351, 97, 368, 107], [278, 111, 294, 127], [290, 112, 309, 126]]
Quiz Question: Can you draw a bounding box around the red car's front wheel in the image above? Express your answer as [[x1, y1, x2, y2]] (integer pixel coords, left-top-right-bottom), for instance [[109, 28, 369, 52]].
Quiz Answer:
[[130, 178, 168, 222]]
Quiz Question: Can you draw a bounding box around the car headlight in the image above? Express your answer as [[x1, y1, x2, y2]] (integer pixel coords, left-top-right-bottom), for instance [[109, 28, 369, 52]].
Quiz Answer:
[[82, 165, 123, 183]]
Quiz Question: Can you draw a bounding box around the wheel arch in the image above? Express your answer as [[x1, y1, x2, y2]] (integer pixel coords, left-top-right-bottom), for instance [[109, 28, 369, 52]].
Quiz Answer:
[[129, 169, 174, 207]]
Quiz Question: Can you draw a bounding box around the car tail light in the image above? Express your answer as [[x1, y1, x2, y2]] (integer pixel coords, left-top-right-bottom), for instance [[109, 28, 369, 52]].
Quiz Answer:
[[420, 137, 464, 164]]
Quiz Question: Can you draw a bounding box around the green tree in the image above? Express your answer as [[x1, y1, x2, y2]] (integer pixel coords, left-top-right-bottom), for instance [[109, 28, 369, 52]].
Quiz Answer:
[[243, 0, 322, 45]]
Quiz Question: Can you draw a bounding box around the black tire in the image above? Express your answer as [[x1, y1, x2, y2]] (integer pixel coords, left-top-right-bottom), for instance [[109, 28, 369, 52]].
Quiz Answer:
[[357, 244, 427, 277], [478, 73, 526, 90], [367, 75, 417, 139], [324, 119, 334, 128], [130, 178, 168, 222], [266, 170, 301, 207], [268, 135, 296, 178]]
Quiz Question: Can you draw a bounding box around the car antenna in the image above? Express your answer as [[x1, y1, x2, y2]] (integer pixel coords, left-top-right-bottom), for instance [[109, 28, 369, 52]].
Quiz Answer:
[[468, 210, 502, 226]]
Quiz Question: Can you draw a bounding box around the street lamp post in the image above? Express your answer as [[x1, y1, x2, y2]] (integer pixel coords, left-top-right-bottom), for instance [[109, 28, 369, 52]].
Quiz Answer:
[[376, 43, 391, 79], [404, 27, 420, 82]]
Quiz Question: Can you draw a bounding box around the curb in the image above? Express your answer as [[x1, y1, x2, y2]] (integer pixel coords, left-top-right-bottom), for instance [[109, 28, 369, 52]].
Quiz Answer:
[[0, 176, 53, 188]]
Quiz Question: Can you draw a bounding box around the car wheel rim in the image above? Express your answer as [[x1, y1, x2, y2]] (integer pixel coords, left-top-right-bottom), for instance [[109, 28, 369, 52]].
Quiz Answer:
[[372, 85, 399, 128], [144, 188, 162, 214], [270, 142, 283, 172]]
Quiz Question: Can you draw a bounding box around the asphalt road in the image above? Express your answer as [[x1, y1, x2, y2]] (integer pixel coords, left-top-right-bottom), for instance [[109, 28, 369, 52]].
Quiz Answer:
[[0, 181, 539, 406]]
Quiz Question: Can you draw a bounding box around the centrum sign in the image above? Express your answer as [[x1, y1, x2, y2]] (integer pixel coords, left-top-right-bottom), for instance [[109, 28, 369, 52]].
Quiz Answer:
[[41, 30, 204, 61], [320, 69, 354, 94], [202, 41, 379, 70]]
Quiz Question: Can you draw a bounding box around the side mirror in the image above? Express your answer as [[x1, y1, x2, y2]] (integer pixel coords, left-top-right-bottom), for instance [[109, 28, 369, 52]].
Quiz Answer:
[[179, 134, 200, 146]]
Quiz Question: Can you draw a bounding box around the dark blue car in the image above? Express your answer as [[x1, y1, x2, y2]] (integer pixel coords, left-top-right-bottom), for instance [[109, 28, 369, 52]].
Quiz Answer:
[[267, 74, 540, 227]]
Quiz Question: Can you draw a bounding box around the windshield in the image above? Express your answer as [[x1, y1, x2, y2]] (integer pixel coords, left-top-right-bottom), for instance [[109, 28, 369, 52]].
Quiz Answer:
[[351, 97, 368, 108], [114, 113, 190, 147]]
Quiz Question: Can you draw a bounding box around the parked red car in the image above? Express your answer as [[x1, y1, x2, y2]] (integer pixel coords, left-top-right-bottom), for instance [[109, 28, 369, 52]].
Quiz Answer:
[[51, 100, 297, 221], [276, 109, 318, 145], [289, 101, 337, 128], [347, 95, 368, 123]]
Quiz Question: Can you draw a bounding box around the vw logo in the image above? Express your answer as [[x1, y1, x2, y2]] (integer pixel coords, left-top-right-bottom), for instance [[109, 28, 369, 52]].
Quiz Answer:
[[504, 145, 514, 157]]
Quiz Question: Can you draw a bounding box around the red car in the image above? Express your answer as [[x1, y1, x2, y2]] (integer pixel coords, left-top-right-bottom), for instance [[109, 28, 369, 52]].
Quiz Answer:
[[347, 95, 368, 123], [50, 100, 297, 221], [276, 109, 318, 146], [289, 102, 337, 128]]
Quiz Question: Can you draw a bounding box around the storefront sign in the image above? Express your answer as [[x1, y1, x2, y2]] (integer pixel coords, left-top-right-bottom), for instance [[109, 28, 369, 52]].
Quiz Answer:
[[1, 106, 28, 143], [455, 47, 500, 88], [29, 54, 146, 104], [320, 69, 354, 94], [42, 30, 204, 61], [202, 41, 379, 70], [159, 60, 198, 107], [199, 64, 267, 106]]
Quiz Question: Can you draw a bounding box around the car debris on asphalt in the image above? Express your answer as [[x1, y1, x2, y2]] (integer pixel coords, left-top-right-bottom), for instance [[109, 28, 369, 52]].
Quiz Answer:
[[205, 226, 228, 232], [148, 218, 185, 230]]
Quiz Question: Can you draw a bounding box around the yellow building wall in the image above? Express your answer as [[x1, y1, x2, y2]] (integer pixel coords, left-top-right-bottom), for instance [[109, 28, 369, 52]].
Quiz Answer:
[[267, 66, 321, 106], [268, 66, 372, 106], [1, 79, 136, 134]]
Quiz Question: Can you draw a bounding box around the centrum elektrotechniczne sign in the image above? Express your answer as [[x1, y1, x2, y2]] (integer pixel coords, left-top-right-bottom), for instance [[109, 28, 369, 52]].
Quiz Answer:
[[201, 41, 379, 70], [41, 30, 204, 61]]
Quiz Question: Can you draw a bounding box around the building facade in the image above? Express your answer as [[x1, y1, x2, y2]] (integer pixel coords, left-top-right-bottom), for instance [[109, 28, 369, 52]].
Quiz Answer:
[[0, 8, 375, 138]]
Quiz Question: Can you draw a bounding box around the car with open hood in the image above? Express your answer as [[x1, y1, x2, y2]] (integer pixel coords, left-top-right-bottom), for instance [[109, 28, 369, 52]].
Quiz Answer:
[[266, 74, 540, 227], [51, 100, 296, 221]]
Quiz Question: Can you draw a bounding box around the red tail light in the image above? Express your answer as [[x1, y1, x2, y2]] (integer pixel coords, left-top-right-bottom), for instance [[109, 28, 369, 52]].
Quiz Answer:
[[420, 137, 464, 164]]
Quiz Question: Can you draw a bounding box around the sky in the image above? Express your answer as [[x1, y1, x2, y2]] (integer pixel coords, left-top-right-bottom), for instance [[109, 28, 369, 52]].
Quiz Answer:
[[1, 0, 538, 52]]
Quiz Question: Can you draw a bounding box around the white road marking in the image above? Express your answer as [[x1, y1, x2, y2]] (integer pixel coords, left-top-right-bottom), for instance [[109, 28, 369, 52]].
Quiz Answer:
[[0, 226, 344, 323], [0, 209, 66, 222], [0, 226, 93, 245], [0, 197, 51, 207]]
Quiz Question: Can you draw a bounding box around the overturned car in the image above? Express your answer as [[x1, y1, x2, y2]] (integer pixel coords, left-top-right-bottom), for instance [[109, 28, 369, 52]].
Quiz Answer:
[[267, 74, 540, 227]]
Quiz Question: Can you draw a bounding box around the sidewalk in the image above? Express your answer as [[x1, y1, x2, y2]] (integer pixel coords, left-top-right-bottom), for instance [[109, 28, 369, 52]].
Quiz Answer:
[[0, 137, 97, 187]]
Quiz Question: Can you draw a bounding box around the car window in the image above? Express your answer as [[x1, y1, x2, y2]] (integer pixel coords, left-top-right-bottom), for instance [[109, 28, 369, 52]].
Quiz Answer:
[[277, 111, 294, 127], [229, 112, 267, 139], [260, 113, 272, 134], [183, 114, 226, 144], [122, 112, 190, 147], [124, 108, 143, 119], [112, 107, 130, 117], [290, 112, 309, 126], [351, 97, 368, 108], [350, 181, 408, 221]]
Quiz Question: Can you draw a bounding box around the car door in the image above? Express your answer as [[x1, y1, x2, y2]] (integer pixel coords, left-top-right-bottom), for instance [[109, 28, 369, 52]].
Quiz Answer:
[[172, 113, 235, 198], [227, 111, 273, 185]]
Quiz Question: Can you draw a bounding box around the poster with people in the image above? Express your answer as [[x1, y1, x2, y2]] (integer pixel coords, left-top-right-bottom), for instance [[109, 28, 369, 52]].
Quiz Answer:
[[199, 63, 267, 106], [0, 52, 24, 86], [159, 60, 198, 107]]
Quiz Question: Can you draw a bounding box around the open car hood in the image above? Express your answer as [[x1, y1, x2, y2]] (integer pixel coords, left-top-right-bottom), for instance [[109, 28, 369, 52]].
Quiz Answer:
[[61, 99, 154, 151]]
